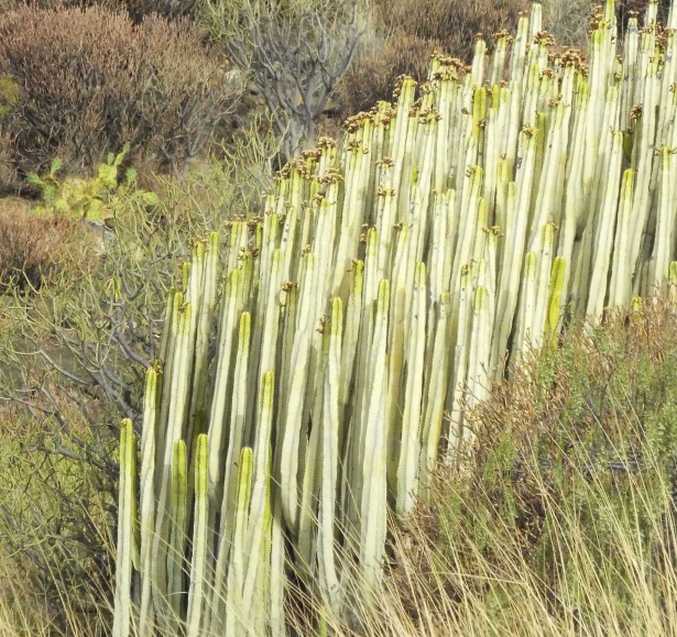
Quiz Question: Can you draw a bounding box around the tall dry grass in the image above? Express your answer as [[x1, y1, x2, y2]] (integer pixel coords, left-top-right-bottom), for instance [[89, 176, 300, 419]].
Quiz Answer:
[[2, 298, 675, 634], [325, 298, 677, 636]]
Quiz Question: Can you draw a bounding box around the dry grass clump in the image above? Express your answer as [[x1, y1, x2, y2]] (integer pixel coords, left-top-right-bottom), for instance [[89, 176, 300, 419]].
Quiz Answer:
[[0, 5, 240, 188]]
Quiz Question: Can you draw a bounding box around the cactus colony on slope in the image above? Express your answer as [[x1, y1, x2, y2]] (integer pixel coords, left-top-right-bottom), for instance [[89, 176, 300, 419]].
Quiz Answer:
[[113, 1, 677, 634]]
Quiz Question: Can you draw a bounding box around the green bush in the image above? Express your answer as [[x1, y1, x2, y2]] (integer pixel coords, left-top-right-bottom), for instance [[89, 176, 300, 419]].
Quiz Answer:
[[0, 5, 241, 188], [27, 146, 158, 223]]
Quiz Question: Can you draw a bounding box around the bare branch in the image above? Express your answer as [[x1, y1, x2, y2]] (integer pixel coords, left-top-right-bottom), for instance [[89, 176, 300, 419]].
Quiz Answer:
[[204, 0, 367, 159]]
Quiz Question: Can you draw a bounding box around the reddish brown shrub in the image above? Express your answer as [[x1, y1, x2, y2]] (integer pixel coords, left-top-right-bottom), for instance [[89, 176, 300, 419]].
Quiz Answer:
[[0, 6, 240, 187], [332, 0, 528, 123], [375, 0, 529, 61], [335, 32, 437, 118], [0, 199, 95, 292]]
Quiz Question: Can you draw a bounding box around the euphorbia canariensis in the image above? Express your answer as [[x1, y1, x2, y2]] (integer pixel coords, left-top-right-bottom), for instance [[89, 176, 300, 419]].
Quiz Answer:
[[113, 2, 677, 634]]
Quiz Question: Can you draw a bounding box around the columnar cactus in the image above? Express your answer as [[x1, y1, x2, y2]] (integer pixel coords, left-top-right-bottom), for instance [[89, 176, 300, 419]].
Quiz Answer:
[[113, 2, 677, 634]]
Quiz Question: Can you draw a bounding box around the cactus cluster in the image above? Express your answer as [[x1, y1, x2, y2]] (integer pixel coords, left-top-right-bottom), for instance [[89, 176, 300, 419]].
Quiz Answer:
[[114, 1, 677, 634]]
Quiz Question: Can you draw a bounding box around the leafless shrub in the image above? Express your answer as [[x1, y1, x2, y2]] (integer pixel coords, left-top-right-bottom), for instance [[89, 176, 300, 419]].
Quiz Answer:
[[541, 0, 594, 48], [204, 0, 368, 161]]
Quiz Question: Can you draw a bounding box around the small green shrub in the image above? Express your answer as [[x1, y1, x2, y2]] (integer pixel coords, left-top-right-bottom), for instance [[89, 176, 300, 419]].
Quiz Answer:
[[27, 147, 159, 223]]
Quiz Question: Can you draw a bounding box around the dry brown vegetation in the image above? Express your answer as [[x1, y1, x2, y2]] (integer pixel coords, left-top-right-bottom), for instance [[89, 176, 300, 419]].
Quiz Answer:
[[375, 0, 529, 53], [0, 199, 96, 293], [0, 0, 193, 18], [0, 5, 241, 188], [335, 31, 436, 119], [335, 0, 529, 117]]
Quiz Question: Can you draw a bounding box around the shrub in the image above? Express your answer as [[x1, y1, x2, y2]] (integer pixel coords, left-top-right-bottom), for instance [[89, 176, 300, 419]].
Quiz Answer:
[[27, 147, 159, 223], [204, 0, 366, 161], [333, 0, 528, 123], [1, 0, 196, 20], [125, 0, 197, 20], [541, 0, 594, 48], [335, 31, 436, 118], [0, 199, 95, 293], [0, 6, 241, 188], [374, 0, 529, 60]]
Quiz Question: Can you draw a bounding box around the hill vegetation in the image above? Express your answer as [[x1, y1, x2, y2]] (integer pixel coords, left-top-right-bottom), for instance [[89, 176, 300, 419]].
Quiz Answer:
[[0, 0, 675, 635]]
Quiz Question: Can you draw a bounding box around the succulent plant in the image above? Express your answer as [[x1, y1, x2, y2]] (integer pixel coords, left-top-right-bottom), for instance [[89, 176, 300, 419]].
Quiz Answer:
[[113, 1, 677, 634], [27, 145, 159, 223]]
